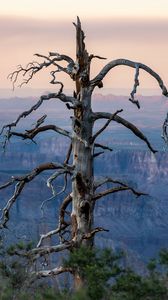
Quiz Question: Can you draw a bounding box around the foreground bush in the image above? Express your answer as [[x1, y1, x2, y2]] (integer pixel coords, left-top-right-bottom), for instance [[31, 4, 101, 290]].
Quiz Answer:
[[0, 243, 168, 299]]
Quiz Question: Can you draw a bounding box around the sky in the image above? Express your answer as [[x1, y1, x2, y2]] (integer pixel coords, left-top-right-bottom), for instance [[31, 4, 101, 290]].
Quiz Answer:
[[0, 0, 168, 95]]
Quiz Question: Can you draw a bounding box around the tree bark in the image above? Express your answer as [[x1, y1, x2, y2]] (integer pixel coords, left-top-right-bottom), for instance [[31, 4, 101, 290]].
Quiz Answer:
[[71, 87, 94, 246], [71, 86, 94, 289]]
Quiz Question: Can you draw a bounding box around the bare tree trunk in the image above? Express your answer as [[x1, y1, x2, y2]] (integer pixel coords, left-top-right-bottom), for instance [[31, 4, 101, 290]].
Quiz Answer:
[[71, 87, 94, 287], [71, 87, 94, 242], [71, 17, 94, 254]]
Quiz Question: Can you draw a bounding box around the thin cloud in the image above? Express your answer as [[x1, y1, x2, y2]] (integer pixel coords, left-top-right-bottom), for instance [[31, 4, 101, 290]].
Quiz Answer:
[[0, 16, 72, 41], [1, 16, 168, 43], [0, 16, 168, 89]]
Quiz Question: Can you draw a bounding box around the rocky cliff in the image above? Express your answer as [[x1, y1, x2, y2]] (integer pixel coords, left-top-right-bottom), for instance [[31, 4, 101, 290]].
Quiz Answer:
[[0, 137, 168, 264]]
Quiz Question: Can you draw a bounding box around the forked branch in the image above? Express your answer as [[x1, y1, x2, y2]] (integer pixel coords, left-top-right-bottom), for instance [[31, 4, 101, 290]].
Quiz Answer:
[[0, 91, 78, 148], [92, 109, 123, 143], [94, 143, 113, 152], [93, 185, 147, 201], [94, 177, 148, 194], [8, 52, 74, 89], [1, 92, 77, 134], [94, 177, 128, 190], [37, 225, 68, 248], [9, 124, 71, 142], [92, 112, 157, 153]]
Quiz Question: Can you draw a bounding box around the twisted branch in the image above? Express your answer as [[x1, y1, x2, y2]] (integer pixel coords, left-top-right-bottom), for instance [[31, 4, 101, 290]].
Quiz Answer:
[[129, 64, 140, 108], [37, 194, 72, 247], [40, 171, 69, 215], [59, 194, 72, 227], [90, 59, 168, 98], [0, 181, 25, 229], [48, 52, 74, 64], [0, 91, 78, 148], [83, 227, 109, 240], [64, 142, 72, 164], [33, 266, 73, 280], [28, 242, 72, 260], [0, 162, 73, 228]]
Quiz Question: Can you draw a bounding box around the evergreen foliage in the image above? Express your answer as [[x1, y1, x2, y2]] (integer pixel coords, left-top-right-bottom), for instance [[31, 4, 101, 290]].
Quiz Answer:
[[0, 244, 168, 299]]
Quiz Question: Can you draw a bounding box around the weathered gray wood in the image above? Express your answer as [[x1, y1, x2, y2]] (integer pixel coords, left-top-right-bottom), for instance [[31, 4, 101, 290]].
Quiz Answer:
[[0, 17, 168, 289]]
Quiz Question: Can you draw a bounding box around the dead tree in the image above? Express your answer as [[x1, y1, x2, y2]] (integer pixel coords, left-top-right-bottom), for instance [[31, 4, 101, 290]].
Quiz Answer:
[[0, 17, 168, 286]]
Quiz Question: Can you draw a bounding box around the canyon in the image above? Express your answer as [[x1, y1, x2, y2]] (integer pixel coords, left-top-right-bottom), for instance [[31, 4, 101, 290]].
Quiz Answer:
[[0, 92, 167, 266]]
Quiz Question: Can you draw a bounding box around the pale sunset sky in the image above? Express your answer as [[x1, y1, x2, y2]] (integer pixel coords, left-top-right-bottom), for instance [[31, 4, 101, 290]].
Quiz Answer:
[[1, 0, 168, 94]]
